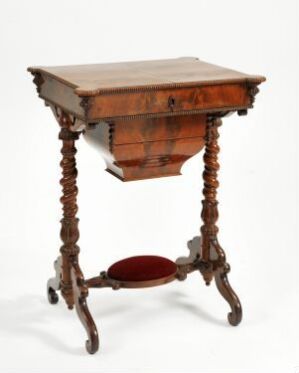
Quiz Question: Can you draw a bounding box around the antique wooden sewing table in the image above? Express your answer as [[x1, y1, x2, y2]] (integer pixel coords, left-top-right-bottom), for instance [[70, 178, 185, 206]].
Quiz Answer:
[[28, 57, 265, 354]]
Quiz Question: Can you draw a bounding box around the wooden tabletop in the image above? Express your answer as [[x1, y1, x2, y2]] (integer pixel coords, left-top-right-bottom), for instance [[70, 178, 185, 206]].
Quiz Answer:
[[28, 57, 265, 97]]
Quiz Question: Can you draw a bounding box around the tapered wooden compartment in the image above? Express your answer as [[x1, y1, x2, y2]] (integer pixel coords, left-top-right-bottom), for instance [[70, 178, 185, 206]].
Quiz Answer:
[[84, 114, 206, 181]]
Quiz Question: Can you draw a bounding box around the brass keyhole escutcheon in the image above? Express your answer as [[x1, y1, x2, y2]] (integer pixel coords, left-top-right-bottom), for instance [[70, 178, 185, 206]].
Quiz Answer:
[[168, 96, 176, 111]]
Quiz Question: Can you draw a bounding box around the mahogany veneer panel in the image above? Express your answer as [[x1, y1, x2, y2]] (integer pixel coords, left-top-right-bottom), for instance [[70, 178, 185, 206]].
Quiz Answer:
[[88, 83, 249, 120]]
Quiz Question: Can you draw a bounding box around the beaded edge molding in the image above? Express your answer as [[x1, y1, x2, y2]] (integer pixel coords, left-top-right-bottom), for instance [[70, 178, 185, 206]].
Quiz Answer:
[[28, 67, 265, 96], [74, 78, 264, 96], [41, 97, 252, 125]]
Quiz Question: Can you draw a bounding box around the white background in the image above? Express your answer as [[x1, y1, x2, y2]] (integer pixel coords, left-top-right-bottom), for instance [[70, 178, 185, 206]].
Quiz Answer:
[[0, 1, 298, 372]]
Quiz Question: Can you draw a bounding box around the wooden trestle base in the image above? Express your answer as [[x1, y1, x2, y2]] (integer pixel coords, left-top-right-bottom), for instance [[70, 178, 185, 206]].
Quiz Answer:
[[47, 235, 242, 356]]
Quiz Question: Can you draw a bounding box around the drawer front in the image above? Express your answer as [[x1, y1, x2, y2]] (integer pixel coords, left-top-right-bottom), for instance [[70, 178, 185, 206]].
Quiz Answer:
[[112, 114, 206, 144], [89, 83, 249, 120]]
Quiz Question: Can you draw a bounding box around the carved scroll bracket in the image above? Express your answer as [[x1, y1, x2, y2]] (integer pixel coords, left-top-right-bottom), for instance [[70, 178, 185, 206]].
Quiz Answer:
[[238, 82, 260, 116], [30, 72, 44, 94], [50, 105, 87, 132], [247, 83, 260, 105]]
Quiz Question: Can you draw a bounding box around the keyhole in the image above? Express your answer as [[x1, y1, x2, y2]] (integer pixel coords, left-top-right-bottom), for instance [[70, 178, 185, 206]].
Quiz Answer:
[[168, 96, 176, 111]]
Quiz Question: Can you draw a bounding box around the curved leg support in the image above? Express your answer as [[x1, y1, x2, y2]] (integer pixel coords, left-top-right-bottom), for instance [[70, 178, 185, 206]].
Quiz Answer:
[[48, 108, 99, 353], [195, 116, 242, 325], [71, 262, 99, 354], [215, 263, 242, 326], [47, 256, 62, 304]]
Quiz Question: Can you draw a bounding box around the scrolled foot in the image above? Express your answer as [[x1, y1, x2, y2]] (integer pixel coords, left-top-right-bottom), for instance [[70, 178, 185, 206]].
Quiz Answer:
[[84, 312, 99, 354], [48, 287, 59, 304], [47, 257, 62, 305], [77, 298, 99, 354], [214, 263, 242, 326], [71, 262, 99, 354]]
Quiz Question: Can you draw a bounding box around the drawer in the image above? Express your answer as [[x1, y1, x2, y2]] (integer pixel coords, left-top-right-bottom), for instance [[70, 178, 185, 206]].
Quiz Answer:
[[112, 114, 206, 144], [89, 83, 249, 120]]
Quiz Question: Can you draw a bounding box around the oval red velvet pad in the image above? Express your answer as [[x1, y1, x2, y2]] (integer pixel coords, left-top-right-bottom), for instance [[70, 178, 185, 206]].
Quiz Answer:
[[107, 255, 177, 282]]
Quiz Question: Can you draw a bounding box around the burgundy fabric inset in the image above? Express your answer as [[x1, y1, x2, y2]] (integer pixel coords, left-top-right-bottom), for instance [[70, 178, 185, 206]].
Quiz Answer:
[[107, 255, 177, 282]]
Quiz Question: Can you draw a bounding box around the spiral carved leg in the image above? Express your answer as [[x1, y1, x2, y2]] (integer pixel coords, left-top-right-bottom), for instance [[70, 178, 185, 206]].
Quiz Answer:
[[55, 109, 99, 353], [71, 262, 99, 354], [199, 116, 222, 286], [47, 256, 62, 304], [197, 116, 242, 325], [215, 263, 242, 326], [58, 114, 80, 310]]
